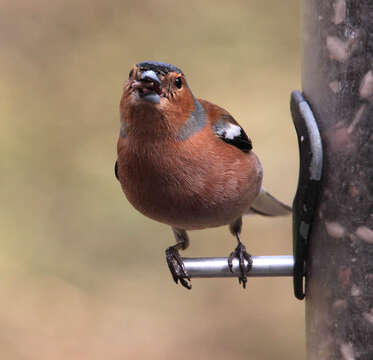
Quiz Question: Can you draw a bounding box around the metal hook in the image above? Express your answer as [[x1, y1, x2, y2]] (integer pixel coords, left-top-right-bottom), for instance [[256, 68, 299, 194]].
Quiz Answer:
[[290, 91, 323, 300]]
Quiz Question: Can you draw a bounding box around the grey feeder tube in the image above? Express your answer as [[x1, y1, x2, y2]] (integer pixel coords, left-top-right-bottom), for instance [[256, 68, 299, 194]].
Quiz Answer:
[[303, 0, 373, 359], [182, 256, 294, 278]]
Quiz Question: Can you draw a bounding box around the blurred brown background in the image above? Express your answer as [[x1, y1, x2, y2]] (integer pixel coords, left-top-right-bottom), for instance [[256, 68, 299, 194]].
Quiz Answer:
[[0, 0, 302, 359]]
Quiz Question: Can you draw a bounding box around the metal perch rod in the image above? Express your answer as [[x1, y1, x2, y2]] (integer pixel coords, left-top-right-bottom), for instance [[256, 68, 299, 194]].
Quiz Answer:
[[181, 255, 294, 278]]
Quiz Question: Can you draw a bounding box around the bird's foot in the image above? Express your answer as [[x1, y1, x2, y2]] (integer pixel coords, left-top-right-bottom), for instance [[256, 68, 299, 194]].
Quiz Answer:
[[228, 242, 252, 288], [165, 246, 191, 289]]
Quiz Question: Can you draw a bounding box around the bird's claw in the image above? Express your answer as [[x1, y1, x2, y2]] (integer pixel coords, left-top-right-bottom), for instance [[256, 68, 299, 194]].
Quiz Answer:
[[165, 246, 192, 289], [228, 243, 252, 288]]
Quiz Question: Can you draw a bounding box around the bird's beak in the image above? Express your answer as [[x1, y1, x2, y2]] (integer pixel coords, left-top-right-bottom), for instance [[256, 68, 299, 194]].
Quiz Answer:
[[132, 70, 162, 104]]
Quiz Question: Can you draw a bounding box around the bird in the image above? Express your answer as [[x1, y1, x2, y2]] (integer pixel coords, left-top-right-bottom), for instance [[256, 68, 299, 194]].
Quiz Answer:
[[115, 61, 291, 289]]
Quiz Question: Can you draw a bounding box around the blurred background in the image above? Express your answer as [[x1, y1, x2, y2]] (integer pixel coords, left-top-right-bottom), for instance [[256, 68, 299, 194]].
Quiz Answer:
[[0, 0, 302, 359]]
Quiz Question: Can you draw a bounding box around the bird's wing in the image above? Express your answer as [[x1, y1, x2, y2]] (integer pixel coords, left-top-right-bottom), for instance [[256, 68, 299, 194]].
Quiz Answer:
[[198, 99, 252, 153], [114, 160, 119, 180], [212, 113, 252, 153]]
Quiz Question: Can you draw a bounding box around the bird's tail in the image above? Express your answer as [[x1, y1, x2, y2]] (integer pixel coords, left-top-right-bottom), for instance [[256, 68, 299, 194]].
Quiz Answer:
[[246, 188, 292, 216]]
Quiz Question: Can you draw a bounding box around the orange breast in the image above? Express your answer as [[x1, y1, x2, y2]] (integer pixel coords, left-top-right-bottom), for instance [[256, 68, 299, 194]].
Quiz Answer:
[[117, 130, 262, 230]]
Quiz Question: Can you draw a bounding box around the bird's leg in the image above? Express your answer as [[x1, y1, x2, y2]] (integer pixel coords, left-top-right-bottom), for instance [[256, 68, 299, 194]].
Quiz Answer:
[[228, 217, 252, 288], [165, 228, 191, 289]]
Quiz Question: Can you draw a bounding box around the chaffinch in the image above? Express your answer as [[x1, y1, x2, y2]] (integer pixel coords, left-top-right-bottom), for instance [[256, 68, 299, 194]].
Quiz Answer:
[[115, 61, 291, 289]]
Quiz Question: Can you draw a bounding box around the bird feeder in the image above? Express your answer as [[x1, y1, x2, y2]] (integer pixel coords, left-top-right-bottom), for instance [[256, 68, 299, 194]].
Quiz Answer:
[[303, 0, 373, 358]]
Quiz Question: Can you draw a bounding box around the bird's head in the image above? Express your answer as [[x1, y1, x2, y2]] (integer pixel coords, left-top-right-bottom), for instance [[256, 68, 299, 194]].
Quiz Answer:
[[121, 61, 194, 114]]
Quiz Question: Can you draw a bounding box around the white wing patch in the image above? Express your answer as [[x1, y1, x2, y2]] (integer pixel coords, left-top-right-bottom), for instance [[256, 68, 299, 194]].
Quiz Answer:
[[223, 123, 242, 140], [216, 123, 242, 140]]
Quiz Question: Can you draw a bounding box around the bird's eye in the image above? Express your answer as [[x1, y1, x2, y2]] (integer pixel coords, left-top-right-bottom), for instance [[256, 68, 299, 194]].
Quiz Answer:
[[128, 69, 134, 79], [175, 77, 183, 89]]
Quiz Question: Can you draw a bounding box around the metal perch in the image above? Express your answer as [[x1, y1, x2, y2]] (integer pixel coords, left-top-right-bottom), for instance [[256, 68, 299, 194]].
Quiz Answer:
[[181, 255, 294, 278]]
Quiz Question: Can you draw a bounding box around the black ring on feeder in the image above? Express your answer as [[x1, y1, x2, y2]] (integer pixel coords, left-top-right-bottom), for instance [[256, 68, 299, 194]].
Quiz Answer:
[[290, 91, 323, 300]]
